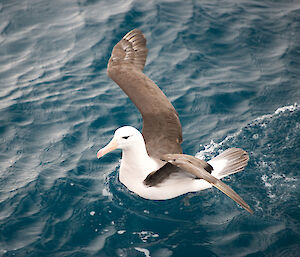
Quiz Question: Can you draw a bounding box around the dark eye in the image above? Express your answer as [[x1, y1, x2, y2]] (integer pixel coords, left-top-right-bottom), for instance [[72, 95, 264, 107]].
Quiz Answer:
[[122, 136, 129, 139]]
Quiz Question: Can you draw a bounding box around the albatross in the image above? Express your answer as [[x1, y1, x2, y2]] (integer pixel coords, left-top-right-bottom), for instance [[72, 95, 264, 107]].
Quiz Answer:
[[97, 29, 253, 214]]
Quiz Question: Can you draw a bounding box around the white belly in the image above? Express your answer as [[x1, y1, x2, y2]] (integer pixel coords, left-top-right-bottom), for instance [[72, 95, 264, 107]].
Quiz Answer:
[[118, 147, 214, 201], [119, 165, 213, 200]]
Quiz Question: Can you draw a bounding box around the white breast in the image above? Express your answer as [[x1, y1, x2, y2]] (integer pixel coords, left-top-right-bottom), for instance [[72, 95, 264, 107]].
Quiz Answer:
[[119, 145, 163, 191], [118, 147, 213, 200]]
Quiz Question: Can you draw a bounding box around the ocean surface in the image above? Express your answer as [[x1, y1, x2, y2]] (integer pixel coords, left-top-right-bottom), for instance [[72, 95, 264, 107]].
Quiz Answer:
[[0, 0, 299, 256]]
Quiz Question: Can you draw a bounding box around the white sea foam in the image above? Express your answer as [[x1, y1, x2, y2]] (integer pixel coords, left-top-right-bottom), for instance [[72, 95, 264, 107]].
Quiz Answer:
[[133, 231, 159, 243], [196, 103, 299, 205], [196, 103, 299, 159], [135, 247, 151, 257], [252, 103, 298, 124]]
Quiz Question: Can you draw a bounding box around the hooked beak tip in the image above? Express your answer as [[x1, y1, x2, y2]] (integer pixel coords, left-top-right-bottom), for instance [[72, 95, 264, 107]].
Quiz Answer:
[[97, 150, 103, 159]]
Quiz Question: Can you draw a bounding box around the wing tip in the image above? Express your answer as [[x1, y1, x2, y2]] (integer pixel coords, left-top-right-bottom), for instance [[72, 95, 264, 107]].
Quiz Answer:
[[125, 29, 147, 51], [107, 28, 149, 75], [123, 28, 143, 39]]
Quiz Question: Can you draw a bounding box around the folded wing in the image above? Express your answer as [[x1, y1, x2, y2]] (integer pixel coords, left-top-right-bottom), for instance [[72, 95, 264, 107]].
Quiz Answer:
[[161, 153, 253, 214]]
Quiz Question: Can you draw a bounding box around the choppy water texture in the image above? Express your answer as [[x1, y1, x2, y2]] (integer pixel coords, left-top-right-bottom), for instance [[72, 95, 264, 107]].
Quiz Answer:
[[0, 0, 300, 256]]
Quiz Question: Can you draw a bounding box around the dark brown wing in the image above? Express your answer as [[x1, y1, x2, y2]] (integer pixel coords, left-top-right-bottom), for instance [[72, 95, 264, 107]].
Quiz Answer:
[[107, 29, 182, 158], [144, 159, 213, 187], [162, 153, 253, 214]]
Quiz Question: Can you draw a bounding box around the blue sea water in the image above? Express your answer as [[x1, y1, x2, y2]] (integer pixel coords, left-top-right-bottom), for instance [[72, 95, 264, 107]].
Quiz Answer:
[[0, 0, 299, 256]]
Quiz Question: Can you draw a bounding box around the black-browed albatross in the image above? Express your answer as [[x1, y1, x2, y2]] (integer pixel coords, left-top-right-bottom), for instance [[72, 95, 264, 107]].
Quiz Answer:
[[97, 29, 253, 214]]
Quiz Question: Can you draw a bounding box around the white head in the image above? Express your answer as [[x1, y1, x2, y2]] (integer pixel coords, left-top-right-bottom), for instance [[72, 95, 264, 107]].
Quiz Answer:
[[97, 126, 145, 158]]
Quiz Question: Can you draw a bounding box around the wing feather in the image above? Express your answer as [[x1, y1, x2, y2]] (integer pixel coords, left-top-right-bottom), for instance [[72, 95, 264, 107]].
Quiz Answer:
[[107, 29, 183, 158], [162, 153, 253, 214]]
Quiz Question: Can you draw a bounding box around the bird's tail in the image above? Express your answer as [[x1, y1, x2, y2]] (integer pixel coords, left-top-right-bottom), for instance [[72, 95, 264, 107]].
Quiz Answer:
[[208, 148, 249, 179]]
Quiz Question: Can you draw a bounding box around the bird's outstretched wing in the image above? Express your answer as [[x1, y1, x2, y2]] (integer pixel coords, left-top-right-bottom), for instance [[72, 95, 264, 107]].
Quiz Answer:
[[107, 29, 183, 159]]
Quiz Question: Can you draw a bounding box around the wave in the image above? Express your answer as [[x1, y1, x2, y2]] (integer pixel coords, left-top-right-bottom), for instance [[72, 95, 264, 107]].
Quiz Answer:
[[196, 103, 299, 159], [196, 103, 299, 214]]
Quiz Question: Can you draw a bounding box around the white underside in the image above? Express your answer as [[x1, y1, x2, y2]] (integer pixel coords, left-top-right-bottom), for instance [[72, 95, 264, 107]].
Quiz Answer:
[[118, 149, 229, 200]]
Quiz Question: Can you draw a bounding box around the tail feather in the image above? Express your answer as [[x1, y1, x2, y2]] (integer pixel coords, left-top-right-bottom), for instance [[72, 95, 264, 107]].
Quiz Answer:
[[208, 148, 249, 179]]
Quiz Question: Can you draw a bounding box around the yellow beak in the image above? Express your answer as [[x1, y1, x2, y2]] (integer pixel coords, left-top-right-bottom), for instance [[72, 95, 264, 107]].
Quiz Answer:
[[97, 138, 118, 159]]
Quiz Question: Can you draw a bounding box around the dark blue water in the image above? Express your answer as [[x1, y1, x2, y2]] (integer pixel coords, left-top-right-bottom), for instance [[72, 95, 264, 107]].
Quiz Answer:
[[0, 0, 299, 256]]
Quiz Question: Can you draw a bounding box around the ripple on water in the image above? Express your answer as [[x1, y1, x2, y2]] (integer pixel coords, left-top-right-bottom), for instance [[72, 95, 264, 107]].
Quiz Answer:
[[196, 104, 299, 220], [0, 0, 300, 256]]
